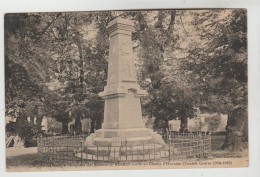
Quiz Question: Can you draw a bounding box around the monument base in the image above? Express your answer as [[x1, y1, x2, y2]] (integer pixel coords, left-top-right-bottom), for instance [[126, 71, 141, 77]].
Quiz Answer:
[[76, 149, 170, 161], [81, 128, 167, 161]]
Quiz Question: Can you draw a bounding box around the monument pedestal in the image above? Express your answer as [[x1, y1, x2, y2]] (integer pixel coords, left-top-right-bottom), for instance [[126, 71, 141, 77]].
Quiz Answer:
[[82, 18, 166, 160], [93, 128, 164, 146]]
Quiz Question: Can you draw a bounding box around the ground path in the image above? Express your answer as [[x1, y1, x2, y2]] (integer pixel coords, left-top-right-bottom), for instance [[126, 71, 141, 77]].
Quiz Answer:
[[6, 147, 37, 157]]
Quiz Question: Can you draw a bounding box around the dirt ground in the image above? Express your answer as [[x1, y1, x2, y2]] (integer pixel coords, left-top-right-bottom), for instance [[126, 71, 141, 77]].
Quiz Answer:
[[6, 147, 37, 157]]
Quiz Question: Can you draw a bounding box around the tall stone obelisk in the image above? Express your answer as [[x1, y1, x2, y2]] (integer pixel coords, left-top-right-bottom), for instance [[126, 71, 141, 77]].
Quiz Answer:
[[84, 18, 165, 158], [99, 18, 147, 130]]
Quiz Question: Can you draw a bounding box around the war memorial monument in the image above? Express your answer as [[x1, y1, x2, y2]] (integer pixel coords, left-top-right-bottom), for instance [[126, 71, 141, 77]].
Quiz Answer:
[[82, 18, 167, 160]]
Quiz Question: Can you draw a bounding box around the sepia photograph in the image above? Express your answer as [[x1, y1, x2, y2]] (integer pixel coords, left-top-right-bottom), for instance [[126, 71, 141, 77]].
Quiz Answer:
[[4, 9, 249, 172]]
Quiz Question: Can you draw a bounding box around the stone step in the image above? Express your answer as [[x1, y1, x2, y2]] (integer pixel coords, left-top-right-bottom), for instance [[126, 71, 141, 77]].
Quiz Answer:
[[94, 136, 154, 146], [75, 149, 169, 161], [83, 143, 164, 156], [95, 128, 153, 138]]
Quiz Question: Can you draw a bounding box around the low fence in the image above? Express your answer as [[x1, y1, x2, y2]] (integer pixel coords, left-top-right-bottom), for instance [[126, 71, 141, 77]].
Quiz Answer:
[[37, 132, 211, 164], [37, 134, 89, 153], [162, 132, 212, 160]]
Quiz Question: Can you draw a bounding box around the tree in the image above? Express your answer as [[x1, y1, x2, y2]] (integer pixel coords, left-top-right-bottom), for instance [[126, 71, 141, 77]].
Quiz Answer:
[[45, 12, 113, 133], [5, 12, 109, 135], [5, 13, 55, 142], [182, 9, 247, 151], [43, 91, 72, 134]]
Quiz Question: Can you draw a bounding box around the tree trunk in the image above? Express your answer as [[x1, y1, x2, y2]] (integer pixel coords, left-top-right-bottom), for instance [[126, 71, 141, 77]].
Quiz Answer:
[[95, 117, 102, 130], [62, 122, 69, 134], [90, 119, 95, 133], [36, 102, 44, 133], [15, 115, 27, 148], [221, 109, 245, 152], [29, 117, 34, 125], [75, 33, 84, 90], [155, 11, 164, 28], [179, 117, 188, 133], [36, 115, 43, 133], [74, 116, 82, 135], [163, 119, 169, 133], [153, 118, 161, 132]]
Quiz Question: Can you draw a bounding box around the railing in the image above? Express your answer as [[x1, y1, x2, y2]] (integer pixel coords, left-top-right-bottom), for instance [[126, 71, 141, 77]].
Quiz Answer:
[[37, 134, 89, 153], [160, 131, 212, 160], [37, 132, 211, 165]]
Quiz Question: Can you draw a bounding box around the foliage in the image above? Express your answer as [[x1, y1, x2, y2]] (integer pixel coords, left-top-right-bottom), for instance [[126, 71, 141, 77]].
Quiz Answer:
[[5, 10, 247, 150], [183, 9, 247, 113], [180, 9, 247, 150]]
